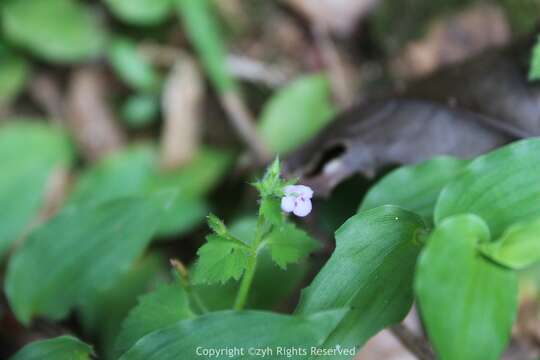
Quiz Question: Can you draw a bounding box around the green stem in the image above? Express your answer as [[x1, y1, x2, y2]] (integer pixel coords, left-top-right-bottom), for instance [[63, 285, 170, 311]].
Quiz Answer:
[[233, 215, 268, 310]]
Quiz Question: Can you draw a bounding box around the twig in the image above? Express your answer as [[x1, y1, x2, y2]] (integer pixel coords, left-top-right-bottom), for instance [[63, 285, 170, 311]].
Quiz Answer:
[[389, 323, 435, 360], [226, 55, 290, 87], [312, 25, 354, 109], [219, 91, 270, 163]]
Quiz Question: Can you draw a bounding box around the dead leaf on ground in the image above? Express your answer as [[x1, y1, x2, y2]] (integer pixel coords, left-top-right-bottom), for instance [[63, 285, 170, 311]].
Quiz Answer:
[[160, 52, 204, 170]]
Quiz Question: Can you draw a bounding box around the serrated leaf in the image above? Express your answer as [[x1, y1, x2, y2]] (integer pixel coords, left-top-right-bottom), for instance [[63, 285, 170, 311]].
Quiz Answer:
[[78, 255, 165, 360], [481, 216, 540, 269], [115, 282, 194, 356], [5, 194, 171, 325], [207, 213, 227, 236], [2, 0, 105, 62], [0, 122, 73, 256], [104, 0, 173, 26], [108, 38, 161, 92], [296, 206, 426, 348], [10, 335, 93, 360], [118, 310, 345, 360], [175, 0, 235, 93], [258, 74, 336, 154], [191, 234, 251, 284], [259, 197, 283, 226], [360, 156, 468, 223], [265, 223, 318, 269], [435, 138, 540, 238], [416, 214, 517, 360]]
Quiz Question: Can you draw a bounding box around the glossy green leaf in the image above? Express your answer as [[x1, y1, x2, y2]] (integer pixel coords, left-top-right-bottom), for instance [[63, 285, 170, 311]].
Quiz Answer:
[[105, 0, 173, 26], [119, 310, 345, 360], [10, 335, 93, 360], [191, 234, 251, 285], [416, 214, 517, 360], [296, 206, 426, 348], [435, 138, 540, 238], [0, 122, 73, 256], [258, 74, 336, 154], [5, 194, 172, 325], [78, 255, 166, 360], [0, 46, 30, 103], [115, 282, 194, 356], [108, 38, 161, 92], [175, 0, 235, 93], [2, 0, 105, 62], [360, 156, 468, 223], [265, 223, 318, 269], [482, 217, 540, 269]]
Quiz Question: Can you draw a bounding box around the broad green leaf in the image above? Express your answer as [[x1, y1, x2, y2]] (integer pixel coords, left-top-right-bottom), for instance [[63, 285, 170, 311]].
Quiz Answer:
[[416, 214, 517, 360], [5, 194, 171, 325], [193, 217, 309, 310], [435, 138, 540, 238], [68, 145, 154, 207], [121, 94, 160, 128], [0, 122, 73, 256], [68, 145, 231, 236], [258, 74, 336, 154], [78, 255, 166, 360], [296, 206, 426, 349], [108, 38, 161, 92], [119, 310, 345, 360], [191, 234, 251, 284], [10, 335, 93, 360], [482, 217, 540, 269], [175, 0, 235, 93], [0, 46, 30, 104], [2, 0, 105, 62], [265, 223, 318, 269], [360, 156, 468, 223], [104, 0, 173, 26], [530, 36, 540, 81], [115, 282, 194, 356]]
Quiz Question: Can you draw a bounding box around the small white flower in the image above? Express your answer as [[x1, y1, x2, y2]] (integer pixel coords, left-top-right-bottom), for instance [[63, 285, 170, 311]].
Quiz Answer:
[[281, 184, 314, 217]]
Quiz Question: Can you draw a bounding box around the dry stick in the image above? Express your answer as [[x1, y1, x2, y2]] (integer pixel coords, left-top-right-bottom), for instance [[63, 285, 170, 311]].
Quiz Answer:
[[312, 25, 354, 109], [220, 90, 271, 164], [389, 323, 435, 360]]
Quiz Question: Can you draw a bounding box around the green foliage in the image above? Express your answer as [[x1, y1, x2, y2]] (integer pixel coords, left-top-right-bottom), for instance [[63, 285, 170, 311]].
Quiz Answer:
[[175, 0, 235, 93], [78, 255, 166, 360], [10, 335, 93, 360], [482, 217, 540, 269], [435, 138, 540, 237], [118, 310, 346, 360], [104, 0, 173, 26], [529, 35, 540, 81], [2, 0, 105, 62], [258, 74, 337, 154], [120, 94, 160, 128], [360, 156, 468, 223], [0, 46, 30, 104], [265, 223, 318, 269], [416, 214, 517, 360], [108, 38, 161, 92], [0, 122, 73, 257], [5, 194, 172, 324], [115, 282, 194, 356], [296, 206, 426, 348]]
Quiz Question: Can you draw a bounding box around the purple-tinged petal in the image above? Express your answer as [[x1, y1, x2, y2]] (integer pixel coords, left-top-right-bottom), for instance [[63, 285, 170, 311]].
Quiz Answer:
[[295, 185, 314, 199], [283, 185, 298, 196], [293, 198, 312, 217], [281, 195, 296, 213]]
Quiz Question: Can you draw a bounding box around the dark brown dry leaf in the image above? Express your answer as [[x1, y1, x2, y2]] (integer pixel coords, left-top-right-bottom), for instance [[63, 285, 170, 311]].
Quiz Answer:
[[66, 67, 126, 162], [284, 99, 519, 197], [160, 52, 204, 170]]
